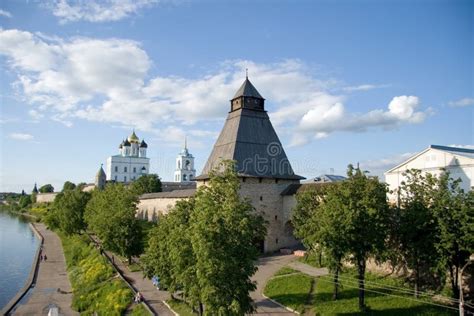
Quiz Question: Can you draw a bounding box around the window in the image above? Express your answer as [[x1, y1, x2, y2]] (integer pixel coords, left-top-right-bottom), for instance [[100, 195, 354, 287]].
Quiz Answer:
[[258, 178, 263, 183], [183, 174, 187, 181], [275, 215, 278, 220], [133, 167, 136, 173], [275, 179, 279, 184], [124, 167, 127, 172], [115, 166, 118, 172], [186, 160, 191, 170], [260, 196, 263, 201], [114, 175, 117, 181], [275, 238, 279, 244], [189, 174, 193, 180], [124, 176, 127, 182], [242, 177, 246, 183]]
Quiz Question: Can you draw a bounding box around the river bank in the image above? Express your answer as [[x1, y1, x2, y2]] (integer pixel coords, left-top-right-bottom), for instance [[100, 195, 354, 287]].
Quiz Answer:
[[0, 211, 39, 312]]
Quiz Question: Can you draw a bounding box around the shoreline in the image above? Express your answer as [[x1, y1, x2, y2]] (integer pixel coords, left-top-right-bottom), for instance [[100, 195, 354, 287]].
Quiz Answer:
[[1, 222, 44, 315]]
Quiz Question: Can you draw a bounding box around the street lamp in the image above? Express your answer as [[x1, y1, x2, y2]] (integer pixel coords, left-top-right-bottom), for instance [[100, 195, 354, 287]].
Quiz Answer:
[[459, 254, 474, 316]]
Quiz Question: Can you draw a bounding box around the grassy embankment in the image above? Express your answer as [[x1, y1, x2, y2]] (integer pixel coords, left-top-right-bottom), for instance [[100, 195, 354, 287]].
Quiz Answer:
[[60, 233, 140, 315], [264, 266, 456, 315]]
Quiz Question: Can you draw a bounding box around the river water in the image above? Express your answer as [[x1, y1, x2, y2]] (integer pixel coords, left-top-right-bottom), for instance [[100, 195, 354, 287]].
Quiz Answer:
[[0, 211, 39, 310]]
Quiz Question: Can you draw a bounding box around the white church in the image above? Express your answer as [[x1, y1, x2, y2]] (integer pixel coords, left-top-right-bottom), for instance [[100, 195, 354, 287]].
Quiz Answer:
[[174, 139, 196, 182], [106, 131, 150, 183]]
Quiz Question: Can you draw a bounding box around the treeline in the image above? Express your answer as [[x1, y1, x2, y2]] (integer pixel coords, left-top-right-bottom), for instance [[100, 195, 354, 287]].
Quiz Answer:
[[293, 165, 474, 311], [44, 174, 162, 262]]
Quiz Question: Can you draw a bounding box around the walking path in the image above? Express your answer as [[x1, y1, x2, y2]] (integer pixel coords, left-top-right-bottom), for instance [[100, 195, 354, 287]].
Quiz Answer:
[[249, 254, 329, 315], [12, 223, 78, 316], [250, 254, 298, 315], [89, 235, 174, 316]]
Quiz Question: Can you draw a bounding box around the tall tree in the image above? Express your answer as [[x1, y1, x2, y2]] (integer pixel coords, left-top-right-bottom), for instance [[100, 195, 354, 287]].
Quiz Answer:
[[62, 181, 76, 192], [430, 172, 474, 297], [190, 161, 266, 315], [342, 165, 389, 310], [49, 189, 90, 235], [129, 174, 162, 195], [292, 184, 349, 299], [39, 184, 54, 193], [396, 169, 439, 298], [85, 183, 143, 263]]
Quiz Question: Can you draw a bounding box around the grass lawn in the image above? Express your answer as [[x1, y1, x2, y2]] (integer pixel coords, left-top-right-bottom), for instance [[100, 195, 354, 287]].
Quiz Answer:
[[264, 271, 314, 313], [265, 267, 457, 315], [167, 299, 198, 316]]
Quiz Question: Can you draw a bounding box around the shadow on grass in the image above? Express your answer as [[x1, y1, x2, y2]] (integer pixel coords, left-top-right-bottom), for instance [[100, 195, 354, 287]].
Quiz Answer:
[[336, 304, 456, 315]]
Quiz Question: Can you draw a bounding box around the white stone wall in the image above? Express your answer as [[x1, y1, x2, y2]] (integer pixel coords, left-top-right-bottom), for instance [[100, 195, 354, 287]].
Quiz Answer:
[[36, 193, 58, 203], [385, 148, 473, 203], [107, 155, 150, 183], [136, 197, 183, 221]]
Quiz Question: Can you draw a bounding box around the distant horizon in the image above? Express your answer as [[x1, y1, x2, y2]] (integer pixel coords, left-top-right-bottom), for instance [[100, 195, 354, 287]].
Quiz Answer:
[[1, 0, 472, 192]]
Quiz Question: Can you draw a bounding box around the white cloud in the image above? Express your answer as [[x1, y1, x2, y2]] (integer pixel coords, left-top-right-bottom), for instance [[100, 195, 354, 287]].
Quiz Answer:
[[0, 29, 431, 146], [9, 133, 34, 141], [448, 97, 474, 107], [47, 0, 158, 23], [0, 9, 12, 18], [298, 95, 428, 139], [342, 84, 388, 92], [359, 152, 415, 178]]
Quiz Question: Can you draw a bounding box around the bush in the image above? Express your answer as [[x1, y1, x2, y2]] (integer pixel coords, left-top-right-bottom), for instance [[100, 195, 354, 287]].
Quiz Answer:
[[61, 234, 133, 315]]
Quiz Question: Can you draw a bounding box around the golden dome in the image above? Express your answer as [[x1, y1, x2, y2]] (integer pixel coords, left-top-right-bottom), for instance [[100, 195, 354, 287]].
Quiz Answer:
[[128, 130, 140, 143]]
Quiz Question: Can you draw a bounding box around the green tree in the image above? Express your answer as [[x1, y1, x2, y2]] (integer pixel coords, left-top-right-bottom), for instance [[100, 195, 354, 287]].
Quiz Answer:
[[143, 199, 200, 306], [62, 181, 76, 192], [85, 183, 143, 263], [129, 174, 162, 195], [142, 214, 174, 290], [49, 189, 91, 235], [292, 184, 349, 299], [430, 172, 474, 297], [342, 165, 389, 310], [396, 169, 439, 298], [18, 194, 32, 210], [39, 184, 54, 193], [190, 161, 266, 315]]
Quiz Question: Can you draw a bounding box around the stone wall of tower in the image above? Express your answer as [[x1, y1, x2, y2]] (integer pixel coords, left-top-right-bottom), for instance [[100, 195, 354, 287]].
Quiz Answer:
[[196, 178, 300, 253]]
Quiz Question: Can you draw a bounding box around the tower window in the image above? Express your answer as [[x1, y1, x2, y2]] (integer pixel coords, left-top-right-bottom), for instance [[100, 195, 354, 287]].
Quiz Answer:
[[114, 175, 117, 181], [259, 178, 263, 183], [183, 174, 187, 181], [133, 167, 136, 173], [275, 179, 279, 184], [124, 167, 127, 172], [260, 196, 263, 201], [276, 238, 279, 244], [124, 176, 127, 182], [275, 215, 278, 220], [242, 178, 246, 183], [115, 166, 118, 172]]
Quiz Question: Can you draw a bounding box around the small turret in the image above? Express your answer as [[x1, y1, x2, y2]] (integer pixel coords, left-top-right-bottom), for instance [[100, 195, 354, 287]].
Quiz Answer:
[[32, 183, 38, 194], [95, 164, 106, 190]]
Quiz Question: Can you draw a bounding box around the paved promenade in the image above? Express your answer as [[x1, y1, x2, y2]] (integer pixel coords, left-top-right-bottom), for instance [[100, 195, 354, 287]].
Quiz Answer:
[[249, 254, 329, 315], [12, 223, 78, 316], [250, 254, 298, 315]]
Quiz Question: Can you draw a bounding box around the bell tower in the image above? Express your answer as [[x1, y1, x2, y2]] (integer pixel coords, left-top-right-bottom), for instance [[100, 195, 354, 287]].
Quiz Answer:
[[174, 137, 196, 182]]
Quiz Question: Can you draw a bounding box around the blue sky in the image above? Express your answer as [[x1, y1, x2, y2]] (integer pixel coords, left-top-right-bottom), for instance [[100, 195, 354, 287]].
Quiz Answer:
[[0, 0, 472, 193]]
